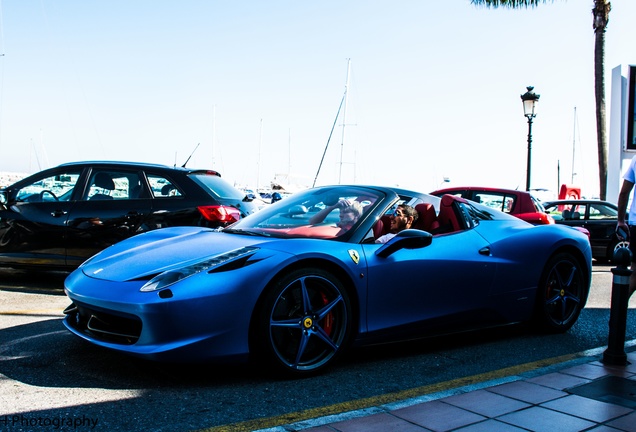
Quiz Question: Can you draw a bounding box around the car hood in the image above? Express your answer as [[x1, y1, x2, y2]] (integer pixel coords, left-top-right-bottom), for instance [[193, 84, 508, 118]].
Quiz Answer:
[[78, 226, 269, 282]]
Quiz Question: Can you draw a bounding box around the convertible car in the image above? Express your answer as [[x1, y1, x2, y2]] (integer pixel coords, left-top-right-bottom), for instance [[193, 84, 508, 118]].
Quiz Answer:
[[63, 185, 592, 377]]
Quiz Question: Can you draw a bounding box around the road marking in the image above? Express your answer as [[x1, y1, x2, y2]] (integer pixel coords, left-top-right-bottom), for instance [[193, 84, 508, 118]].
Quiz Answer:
[[0, 310, 63, 316]]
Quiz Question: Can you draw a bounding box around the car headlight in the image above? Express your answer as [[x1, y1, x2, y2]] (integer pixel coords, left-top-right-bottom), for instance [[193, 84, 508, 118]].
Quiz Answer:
[[140, 246, 259, 292]]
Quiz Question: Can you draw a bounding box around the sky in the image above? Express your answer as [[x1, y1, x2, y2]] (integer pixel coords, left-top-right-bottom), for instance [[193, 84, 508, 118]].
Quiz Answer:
[[0, 0, 635, 198]]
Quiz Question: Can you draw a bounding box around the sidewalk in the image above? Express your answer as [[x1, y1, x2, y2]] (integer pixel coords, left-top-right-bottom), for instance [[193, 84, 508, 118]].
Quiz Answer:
[[258, 346, 636, 432]]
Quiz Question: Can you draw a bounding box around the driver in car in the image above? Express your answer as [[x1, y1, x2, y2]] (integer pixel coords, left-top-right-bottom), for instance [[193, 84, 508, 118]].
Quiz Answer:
[[375, 204, 418, 244]]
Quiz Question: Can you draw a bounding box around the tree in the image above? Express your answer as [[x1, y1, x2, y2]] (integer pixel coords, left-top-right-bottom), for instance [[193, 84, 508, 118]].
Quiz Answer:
[[471, 0, 611, 200]]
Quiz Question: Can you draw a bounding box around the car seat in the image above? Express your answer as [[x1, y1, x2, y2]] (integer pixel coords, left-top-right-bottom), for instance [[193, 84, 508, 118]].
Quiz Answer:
[[412, 203, 440, 232], [434, 195, 463, 234], [89, 173, 115, 200], [161, 184, 176, 196], [373, 219, 384, 239]]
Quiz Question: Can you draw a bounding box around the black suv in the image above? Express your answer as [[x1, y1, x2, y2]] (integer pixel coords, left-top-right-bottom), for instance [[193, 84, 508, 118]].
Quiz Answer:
[[0, 161, 258, 270]]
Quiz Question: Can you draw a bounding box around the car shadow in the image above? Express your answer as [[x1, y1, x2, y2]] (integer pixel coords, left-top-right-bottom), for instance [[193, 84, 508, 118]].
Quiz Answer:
[[339, 307, 635, 374], [0, 268, 69, 295], [0, 318, 264, 390]]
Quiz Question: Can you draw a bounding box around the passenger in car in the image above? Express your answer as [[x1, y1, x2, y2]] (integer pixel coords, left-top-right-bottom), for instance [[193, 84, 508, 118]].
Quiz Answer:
[[336, 202, 364, 234], [309, 199, 364, 235], [375, 204, 418, 244]]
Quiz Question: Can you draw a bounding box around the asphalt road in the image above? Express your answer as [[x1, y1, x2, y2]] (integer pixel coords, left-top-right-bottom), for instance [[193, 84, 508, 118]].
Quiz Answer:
[[0, 265, 635, 432]]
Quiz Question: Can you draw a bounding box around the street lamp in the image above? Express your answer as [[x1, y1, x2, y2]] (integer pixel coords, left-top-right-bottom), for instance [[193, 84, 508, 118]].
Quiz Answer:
[[520, 86, 540, 191]]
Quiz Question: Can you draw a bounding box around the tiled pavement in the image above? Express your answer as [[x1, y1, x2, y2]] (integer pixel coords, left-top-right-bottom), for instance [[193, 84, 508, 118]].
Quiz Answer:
[[259, 349, 636, 432]]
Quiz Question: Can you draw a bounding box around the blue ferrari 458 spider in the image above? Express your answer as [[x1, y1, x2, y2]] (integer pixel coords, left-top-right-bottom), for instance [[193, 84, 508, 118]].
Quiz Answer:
[[63, 185, 592, 376]]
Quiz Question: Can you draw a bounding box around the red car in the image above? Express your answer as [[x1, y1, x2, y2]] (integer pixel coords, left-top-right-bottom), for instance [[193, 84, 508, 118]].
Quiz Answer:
[[430, 186, 554, 225]]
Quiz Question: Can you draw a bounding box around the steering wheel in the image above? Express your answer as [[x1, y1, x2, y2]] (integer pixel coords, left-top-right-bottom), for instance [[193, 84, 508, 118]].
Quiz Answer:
[[40, 190, 59, 201]]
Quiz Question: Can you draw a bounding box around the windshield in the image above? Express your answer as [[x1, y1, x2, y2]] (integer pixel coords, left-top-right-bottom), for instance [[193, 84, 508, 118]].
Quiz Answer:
[[228, 186, 385, 239], [189, 172, 246, 200], [531, 195, 547, 213]]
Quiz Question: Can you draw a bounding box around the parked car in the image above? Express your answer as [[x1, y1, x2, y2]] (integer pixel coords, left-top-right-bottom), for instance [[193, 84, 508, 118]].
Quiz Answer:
[[0, 161, 258, 270], [430, 186, 554, 225], [543, 199, 626, 262], [63, 185, 591, 377]]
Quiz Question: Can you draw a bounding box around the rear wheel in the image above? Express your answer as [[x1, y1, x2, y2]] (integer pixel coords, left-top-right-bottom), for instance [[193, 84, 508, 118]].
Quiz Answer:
[[534, 252, 588, 333], [608, 238, 630, 262], [253, 267, 352, 377]]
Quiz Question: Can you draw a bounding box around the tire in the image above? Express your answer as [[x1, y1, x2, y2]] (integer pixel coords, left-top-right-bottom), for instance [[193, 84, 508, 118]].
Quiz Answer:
[[252, 267, 352, 377], [534, 252, 588, 333], [608, 239, 630, 263]]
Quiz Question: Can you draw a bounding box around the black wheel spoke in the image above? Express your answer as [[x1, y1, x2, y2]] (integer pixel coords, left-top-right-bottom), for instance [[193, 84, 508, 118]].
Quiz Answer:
[[558, 266, 576, 287], [312, 324, 339, 350], [270, 317, 302, 329], [293, 331, 311, 367], [537, 254, 588, 332], [262, 270, 351, 375], [299, 276, 313, 314], [316, 294, 343, 321]]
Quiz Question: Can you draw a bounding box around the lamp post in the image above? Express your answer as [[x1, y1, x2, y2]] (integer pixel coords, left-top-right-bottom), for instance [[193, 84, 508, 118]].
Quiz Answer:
[[521, 86, 540, 191]]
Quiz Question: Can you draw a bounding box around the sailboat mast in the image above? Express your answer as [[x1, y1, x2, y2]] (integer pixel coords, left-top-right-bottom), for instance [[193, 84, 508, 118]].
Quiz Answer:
[[571, 107, 576, 184], [257, 119, 263, 192], [338, 59, 351, 184], [288, 128, 292, 176], [211, 105, 216, 168]]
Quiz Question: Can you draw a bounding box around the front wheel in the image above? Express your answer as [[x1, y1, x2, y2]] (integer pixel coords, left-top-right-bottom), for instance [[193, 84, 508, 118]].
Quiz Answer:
[[252, 267, 352, 377], [534, 252, 588, 333]]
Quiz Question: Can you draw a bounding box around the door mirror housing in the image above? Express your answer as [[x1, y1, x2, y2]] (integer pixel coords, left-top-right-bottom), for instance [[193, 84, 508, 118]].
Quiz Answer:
[[375, 229, 433, 258]]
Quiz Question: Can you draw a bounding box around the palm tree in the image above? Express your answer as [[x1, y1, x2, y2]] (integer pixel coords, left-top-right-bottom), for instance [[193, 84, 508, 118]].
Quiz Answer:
[[471, 0, 611, 200]]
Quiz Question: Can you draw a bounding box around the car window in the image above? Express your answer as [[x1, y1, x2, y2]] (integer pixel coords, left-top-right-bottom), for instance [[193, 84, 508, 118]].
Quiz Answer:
[[569, 204, 585, 220], [473, 192, 515, 214], [15, 171, 81, 202], [188, 172, 245, 200], [544, 204, 564, 220], [545, 203, 590, 221], [147, 175, 182, 198], [589, 203, 617, 220], [84, 170, 144, 200]]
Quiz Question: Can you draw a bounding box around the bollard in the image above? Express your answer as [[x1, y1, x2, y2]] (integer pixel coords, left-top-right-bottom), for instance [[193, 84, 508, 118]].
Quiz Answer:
[[602, 247, 632, 366]]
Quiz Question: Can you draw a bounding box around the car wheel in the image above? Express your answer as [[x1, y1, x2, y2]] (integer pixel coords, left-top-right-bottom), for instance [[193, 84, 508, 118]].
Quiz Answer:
[[534, 252, 587, 333], [253, 267, 352, 377], [609, 239, 630, 262]]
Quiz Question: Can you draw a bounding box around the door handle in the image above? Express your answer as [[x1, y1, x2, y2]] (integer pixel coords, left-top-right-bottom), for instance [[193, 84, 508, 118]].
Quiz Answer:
[[50, 210, 68, 217], [478, 247, 491, 256]]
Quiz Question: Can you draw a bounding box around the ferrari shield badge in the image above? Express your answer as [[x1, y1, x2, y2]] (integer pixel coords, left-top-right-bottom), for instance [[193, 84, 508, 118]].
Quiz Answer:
[[348, 249, 360, 264]]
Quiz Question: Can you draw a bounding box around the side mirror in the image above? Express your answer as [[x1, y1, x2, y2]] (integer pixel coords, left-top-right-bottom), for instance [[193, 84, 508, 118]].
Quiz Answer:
[[375, 229, 433, 258]]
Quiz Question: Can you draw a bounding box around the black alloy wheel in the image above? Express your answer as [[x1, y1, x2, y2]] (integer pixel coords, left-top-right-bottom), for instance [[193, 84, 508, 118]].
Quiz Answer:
[[253, 267, 352, 377], [534, 252, 588, 333]]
